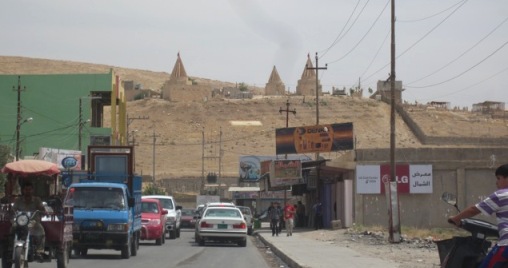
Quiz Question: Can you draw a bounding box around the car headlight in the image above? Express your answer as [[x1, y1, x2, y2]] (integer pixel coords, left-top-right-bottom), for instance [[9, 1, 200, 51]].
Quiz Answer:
[[107, 223, 129, 232], [143, 219, 160, 226], [167, 216, 176, 223], [16, 214, 30, 226]]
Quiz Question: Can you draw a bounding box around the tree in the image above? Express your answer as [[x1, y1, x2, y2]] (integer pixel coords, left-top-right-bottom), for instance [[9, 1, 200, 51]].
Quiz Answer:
[[238, 82, 248, 92], [143, 184, 166, 195], [0, 145, 12, 195]]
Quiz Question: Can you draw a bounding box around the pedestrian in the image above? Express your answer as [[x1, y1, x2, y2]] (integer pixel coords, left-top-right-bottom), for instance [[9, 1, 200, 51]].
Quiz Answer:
[[276, 202, 284, 233], [312, 200, 323, 230], [449, 164, 508, 268], [267, 202, 281, 236], [297, 201, 306, 227], [293, 204, 298, 228], [284, 201, 296, 236]]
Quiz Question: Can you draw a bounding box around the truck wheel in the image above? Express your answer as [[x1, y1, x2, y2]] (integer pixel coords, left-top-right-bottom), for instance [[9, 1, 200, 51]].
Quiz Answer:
[[169, 229, 176, 239], [162, 231, 166, 244], [121, 237, 131, 259], [176, 227, 181, 238], [131, 234, 138, 256]]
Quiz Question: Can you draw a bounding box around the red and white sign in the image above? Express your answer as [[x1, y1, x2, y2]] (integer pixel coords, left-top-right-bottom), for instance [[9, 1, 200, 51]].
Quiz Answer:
[[356, 164, 432, 194]]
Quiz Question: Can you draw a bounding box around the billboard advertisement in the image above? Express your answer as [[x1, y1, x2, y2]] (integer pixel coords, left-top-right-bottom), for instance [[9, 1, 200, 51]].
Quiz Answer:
[[39, 147, 82, 171], [275, 122, 354, 155], [239, 155, 310, 182], [269, 159, 303, 187], [356, 164, 432, 194]]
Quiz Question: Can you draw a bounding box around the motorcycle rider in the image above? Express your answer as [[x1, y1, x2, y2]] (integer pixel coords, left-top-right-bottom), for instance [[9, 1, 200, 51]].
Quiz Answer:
[[12, 181, 46, 258], [449, 164, 508, 268]]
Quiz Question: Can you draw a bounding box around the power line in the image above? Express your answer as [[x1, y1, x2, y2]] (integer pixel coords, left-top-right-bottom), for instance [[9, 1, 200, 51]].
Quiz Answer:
[[406, 15, 508, 85], [327, 0, 390, 65], [397, 0, 466, 23], [407, 40, 508, 88]]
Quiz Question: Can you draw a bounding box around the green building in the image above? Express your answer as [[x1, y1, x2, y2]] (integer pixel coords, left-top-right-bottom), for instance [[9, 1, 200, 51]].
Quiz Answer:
[[0, 70, 127, 162]]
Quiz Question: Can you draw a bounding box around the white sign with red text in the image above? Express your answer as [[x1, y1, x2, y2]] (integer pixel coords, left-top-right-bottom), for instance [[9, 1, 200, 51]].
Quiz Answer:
[[356, 164, 432, 194]]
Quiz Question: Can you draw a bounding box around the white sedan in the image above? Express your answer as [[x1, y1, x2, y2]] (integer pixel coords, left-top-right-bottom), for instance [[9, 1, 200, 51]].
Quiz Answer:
[[195, 206, 248, 247]]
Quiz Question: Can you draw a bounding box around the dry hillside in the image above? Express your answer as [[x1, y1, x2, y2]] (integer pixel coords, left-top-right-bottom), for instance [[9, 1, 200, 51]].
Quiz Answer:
[[2, 56, 507, 179]]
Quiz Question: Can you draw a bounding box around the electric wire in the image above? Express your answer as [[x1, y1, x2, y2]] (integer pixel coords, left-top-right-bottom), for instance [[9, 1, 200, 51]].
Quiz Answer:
[[319, 0, 362, 58], [397, 0, 466, 23], [361, 0, 469, 84], [407, 40, 508, 88], [407, 15, 508, 86], [327, 0, 389, 65]]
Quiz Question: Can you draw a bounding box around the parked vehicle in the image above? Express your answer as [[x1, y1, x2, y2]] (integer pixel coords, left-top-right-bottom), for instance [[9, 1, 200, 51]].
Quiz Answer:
[[143, 195, 181, 239], [195, 206, 248, 247], [236, 206, 254, 235], [180, 209, 196, 229], [436, 192, 499, 268], [140, 198, 167, 245], [0, 159, 73, 268], [66, 145, 142, 259]]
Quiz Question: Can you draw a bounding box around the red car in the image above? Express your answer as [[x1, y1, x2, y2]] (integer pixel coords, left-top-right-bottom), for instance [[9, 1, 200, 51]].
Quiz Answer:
[[140, 198, 168, 245]]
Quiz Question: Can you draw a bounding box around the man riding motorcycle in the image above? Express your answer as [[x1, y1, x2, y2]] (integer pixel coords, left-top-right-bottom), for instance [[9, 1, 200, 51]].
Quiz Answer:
[[449, 164, 508, 268], [12, 181, 46, 258]]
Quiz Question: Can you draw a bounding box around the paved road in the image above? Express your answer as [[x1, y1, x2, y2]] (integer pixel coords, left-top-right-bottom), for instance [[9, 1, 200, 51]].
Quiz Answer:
[[25, 229, 271, 268]]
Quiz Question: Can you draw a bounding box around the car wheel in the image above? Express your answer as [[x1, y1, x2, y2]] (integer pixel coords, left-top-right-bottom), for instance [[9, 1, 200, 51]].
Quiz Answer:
[[162, 231, 166, 244], [176, 227, 181, 238], [247, 227, 253, 235], [198, 238, 205, 246], [238, 239, 247, 247]]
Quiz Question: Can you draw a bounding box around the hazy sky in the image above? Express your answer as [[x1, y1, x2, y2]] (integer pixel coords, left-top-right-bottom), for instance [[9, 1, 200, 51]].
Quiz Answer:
[[1, 0, 507, 108]]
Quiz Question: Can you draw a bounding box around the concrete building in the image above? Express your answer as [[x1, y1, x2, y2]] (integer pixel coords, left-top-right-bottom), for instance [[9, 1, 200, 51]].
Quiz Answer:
[[370, 80, 404, 103], [0, 70, 127, 160], [265, 66, 286, 96], [296, 54, 322, 96]]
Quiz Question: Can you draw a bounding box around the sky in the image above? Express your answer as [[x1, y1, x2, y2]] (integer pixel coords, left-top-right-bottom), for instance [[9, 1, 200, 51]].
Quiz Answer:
[[1, 0, 507, 108]]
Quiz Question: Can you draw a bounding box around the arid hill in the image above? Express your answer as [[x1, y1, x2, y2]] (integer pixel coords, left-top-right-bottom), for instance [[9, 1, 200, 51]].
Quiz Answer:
[[2, 56, 507, 179]]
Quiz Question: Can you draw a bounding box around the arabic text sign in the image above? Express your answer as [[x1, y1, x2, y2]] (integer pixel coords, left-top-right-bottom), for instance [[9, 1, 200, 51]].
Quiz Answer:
[[356, 164, 432, 194], [269, 160, 303, 187]]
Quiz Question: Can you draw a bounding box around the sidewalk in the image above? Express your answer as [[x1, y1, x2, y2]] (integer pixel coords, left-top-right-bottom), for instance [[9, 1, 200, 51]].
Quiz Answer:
[[255, 224, 398, 268]]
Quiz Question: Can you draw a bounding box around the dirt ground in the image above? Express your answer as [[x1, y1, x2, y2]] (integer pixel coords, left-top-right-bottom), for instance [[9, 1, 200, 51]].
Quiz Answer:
[[298, 228, 444, 268]]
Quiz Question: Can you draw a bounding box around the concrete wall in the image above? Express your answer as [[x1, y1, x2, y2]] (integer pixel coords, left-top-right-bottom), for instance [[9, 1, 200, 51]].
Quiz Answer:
[[353, 147, 508, 228]]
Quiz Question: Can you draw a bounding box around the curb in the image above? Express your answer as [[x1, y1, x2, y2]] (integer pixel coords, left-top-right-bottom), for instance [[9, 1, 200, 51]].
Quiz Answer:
[[255, 231, 306, 268]]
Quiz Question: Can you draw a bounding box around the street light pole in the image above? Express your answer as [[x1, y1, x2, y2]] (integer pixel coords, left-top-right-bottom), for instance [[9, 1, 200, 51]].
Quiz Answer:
[[15, 117, 32, 161]]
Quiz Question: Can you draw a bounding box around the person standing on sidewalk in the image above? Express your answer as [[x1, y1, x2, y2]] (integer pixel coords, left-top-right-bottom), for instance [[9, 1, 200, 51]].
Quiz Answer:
[[268, 202, 281, 236], [312, 200, 323, 230], [296, 201, 306, 227], [284, 201, 296, 236]]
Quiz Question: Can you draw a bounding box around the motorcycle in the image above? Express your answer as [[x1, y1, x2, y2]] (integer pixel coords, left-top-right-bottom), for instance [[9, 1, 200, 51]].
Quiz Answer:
[[436, 192, 500, 268], [9, 210, 50, 268]]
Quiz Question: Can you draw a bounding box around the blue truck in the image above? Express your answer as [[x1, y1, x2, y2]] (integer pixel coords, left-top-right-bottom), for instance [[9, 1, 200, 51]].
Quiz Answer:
[[64, 145, 142, 259]]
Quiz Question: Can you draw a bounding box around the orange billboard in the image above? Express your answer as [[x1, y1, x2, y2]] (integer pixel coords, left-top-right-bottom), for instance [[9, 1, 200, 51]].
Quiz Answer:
[[275, 123, 354, 155]]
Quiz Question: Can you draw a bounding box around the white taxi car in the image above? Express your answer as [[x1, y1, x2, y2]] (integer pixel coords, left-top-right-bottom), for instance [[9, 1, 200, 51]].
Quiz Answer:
[[195, 206, 247, 247]]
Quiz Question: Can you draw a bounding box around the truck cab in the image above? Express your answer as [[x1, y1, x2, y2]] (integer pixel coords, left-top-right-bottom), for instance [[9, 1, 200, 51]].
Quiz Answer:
[[65, 146, 142, 259]]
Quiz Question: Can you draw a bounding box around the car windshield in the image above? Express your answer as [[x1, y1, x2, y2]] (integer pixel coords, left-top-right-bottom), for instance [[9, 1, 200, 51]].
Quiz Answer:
[[181, 209, 194, 216], [65, 187, 125, 209], [155, 198, 173, 209], [204, 208, 241, 218], [141, 202, 159, 213]]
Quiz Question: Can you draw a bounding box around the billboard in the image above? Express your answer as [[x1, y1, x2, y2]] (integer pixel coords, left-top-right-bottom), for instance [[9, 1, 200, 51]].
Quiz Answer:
[[275, 122, 354, 155], [239, 155, 310, 182], [39, 147, 82, 171], [269, 159, 303, 187], [356, 164, 433, 194]]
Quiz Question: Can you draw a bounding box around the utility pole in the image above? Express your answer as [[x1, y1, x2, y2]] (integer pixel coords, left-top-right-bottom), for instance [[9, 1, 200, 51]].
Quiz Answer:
[[201, 128, 222, 196], [126, 115, 149, 145], [388, 0, 401, 243], [152, 128, 160, 184], [306, 52, 327, 126], [306, 52, 327, 200], [14, 76, 26, 161], [201, 127, 205, 194], [279, 99, 296, 205]]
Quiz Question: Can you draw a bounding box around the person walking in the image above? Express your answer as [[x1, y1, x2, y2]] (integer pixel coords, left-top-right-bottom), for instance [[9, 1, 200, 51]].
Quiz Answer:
[[267, 202, 281, 236], [284, 201, 296, 236]]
